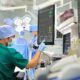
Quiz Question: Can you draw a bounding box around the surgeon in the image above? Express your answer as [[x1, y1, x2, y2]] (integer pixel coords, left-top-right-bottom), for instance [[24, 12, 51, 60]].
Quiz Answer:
[[0, 25, 46, 80], [11, 30, 29, 59], [29, 25, 38, 58], [27, 25, 38, 80], [12, 17, 30, 59]]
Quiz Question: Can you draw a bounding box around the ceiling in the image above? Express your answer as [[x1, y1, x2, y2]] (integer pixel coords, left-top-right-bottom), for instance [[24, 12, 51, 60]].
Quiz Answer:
[[0, 0, 50, 11], [0, 0, 74, 11], [0, 0, 51, 7], [0, 0, 33, 7]]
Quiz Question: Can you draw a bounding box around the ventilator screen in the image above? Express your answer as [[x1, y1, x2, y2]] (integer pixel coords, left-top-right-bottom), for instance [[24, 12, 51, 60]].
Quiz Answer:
[[38, 5, 55, 45]]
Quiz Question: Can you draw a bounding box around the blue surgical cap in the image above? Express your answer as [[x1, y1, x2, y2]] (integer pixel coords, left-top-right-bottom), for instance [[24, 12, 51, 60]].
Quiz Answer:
[[29, 25, 37, 32], [0, 25, 16, 39], [4, 18, 13, 25]]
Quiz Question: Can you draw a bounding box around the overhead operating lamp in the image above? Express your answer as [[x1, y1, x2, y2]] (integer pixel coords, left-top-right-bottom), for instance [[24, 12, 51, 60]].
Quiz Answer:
[[22, 16, 31, 31], [13, 17, 23, 32]]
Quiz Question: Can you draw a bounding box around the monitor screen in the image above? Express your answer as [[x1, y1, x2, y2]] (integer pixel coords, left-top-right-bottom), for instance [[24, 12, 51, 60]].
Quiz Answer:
[[38, 5, 55, 45], [77, 0, 80, 38], [63, 33, 71, 54]]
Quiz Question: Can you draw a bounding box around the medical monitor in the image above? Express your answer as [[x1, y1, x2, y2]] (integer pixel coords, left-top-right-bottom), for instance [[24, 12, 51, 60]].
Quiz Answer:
[[38, 5, 55, 45]]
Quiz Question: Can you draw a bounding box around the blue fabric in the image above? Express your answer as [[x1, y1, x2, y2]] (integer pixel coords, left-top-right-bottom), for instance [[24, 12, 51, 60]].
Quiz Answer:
[[31, 48, 37, 58], [70, 77, 80, 80], [11, 37, 29, 59], [28, 36, 37, 79], [27, 68, 35, 80], [38, 40, 46, 52], [31, 36, 37, 58], [4, 18, 13, 25], [29, 25, 37, 32], [0, 25, 15, 39], [31, 36, 37, 45]]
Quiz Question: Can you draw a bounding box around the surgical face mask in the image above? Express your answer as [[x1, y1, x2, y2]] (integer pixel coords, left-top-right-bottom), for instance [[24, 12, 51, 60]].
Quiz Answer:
[[8, 38, 15, 46], [8, 41, 13, 46]]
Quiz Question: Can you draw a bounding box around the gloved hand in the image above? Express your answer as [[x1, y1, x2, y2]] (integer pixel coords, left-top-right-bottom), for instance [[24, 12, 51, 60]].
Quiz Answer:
[[38, 40, 46, 52]]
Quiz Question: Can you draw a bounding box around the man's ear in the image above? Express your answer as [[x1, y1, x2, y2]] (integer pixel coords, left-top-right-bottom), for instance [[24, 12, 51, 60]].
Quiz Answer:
[[2, 38, 9, 46], [3, 38, 8, 44]]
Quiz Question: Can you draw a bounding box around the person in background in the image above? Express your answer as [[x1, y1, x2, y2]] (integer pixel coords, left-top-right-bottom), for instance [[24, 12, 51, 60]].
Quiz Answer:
[[11, 30, 29, 60], [22, 16, 38, 80], [26, 25, 38, 80], [0, 25, 46, 80], [11, 30, 30, 80], [29, 25, 38, 58]]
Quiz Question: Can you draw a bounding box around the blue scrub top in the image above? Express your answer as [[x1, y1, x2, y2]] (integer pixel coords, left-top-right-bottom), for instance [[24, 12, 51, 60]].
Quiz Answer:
[[11, 37, 30, 59]]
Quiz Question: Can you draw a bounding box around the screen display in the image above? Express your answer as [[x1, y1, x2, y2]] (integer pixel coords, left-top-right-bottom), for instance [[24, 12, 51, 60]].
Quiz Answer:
[[77, 0, 80, 38], [38, 5, 55, 45], [63, 33, 71, 54]]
